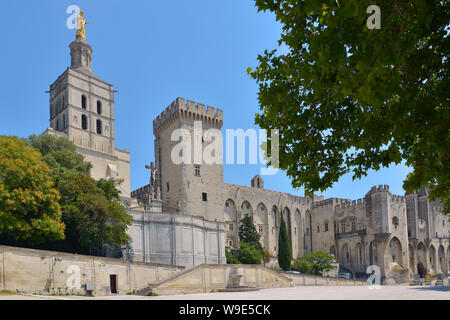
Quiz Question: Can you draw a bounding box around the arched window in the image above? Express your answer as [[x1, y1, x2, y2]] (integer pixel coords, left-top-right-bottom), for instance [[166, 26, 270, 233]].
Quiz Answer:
[[96, 119, 102, 134], [81, 114, 87, 130], [97, 100, 102, 114], [81, 95, 87, 109]]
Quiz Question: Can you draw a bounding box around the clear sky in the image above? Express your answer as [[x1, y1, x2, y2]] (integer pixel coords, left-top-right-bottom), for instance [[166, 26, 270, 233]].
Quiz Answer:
[[0, 0, 411, 200]]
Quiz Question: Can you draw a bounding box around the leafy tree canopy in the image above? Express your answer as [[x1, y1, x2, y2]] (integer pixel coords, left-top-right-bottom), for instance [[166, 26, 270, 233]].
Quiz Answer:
[[250, 0, 449, 213], [295, 251, 337, 276], [0, 136, 65, 245], [28, 134, 131, 254]]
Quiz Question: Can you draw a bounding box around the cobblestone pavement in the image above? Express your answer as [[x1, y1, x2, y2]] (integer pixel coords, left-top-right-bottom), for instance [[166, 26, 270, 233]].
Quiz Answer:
[[2, 285, 449, 300]]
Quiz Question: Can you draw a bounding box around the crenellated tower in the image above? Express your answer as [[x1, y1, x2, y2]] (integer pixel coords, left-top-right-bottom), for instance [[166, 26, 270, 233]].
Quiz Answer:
[[153, 97, 224, 221]]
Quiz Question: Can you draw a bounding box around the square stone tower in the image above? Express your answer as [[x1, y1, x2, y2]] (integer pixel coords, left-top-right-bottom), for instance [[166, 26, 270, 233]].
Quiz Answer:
[[44, 36, 131, 200], [153, 97, 224, 221]]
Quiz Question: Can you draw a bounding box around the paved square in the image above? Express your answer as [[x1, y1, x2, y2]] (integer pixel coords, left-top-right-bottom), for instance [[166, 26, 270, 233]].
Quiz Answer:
[[3, 285, 449, 300]]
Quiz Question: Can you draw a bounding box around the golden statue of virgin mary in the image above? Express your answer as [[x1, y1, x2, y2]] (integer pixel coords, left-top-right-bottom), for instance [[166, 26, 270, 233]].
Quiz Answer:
[[76, 10, 88, 41]]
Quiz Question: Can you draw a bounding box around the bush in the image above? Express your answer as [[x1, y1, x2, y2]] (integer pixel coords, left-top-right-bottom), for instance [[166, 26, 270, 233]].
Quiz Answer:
[[239, 242, 263, 264], [292, 251, 337, 276], [291, 259, 312, 274], [225, 249, 240, 264]]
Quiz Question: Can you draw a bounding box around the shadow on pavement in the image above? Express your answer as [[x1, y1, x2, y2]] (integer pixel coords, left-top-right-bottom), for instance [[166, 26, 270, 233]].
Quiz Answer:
[[410, 286, 450, 292]]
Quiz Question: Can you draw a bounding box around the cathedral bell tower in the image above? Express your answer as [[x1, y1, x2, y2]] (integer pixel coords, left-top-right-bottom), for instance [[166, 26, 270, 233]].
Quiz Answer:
[[44, 9, 131, 201]]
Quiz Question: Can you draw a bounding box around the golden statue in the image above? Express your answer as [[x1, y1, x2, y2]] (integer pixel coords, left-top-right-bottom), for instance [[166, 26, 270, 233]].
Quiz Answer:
[[76, 10, 88, 41]]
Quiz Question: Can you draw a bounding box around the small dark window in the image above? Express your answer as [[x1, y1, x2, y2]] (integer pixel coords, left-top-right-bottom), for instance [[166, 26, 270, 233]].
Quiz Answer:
[[82, 95, 87, 109], [96, 119, 102, 134], [194, 165, 201, 177], [202, 192, 207, 202], [317, 225, 320, 233], [81, 114, 88, 130], [324, 223, 329, 232], [97, 100, 102, 114], [166, 182, 170, 192]]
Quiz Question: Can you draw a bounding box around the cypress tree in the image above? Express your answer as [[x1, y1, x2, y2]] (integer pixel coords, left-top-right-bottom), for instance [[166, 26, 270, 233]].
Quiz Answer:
[[277, 213, 292, 270]]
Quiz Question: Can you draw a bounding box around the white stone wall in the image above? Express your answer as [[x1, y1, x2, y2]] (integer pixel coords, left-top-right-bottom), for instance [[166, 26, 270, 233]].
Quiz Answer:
[[128, 211, 226, 269]]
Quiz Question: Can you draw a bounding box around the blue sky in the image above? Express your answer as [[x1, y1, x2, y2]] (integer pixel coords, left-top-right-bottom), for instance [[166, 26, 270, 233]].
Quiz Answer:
[[0, 0, 411, 200]]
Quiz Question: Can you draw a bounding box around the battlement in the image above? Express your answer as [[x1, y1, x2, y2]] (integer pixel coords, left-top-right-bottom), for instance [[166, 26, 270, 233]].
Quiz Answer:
[[390, 194, 405, 203], [312, 198, 350, 210], [153, 97, 224, 135], [335, 198, 366, 210], [367, 184, 390, 195]]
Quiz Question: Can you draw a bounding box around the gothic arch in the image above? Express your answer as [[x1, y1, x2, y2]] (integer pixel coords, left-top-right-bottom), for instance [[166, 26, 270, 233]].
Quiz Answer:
[[241, 200, 253, 218], [304, 210, 312, 253], [388, 237, 403, 266], [429, 245, 437, 274], [417, 242, 427, 276], [256, 203, 268, 248], [438, 245, 446, 274], [293, 209, 301, 258], [224, 199, 237, 248], [282, 207, 292, 246]]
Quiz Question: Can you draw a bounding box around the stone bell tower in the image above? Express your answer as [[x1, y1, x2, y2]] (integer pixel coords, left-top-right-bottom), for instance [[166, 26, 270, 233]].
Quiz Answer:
[[44, 10, 131, 201]]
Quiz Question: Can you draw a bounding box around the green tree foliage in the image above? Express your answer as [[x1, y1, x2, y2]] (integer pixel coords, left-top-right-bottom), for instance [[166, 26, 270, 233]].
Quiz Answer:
[[277, 213, 292, 270], [28, 134, 131, 254], [225, 248, 241, 264], [0, 136, 65, 245], [249, 1, 449, 213], [239, 214, 262, 252], [239, 241, 263, 264], [291, 258, 312, 274], [57, 173, 131, 253], [293, 251, 337, 276]]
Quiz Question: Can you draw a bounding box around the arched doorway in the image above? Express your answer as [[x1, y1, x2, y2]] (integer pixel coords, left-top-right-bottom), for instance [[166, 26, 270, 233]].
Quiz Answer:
[[417, 262, 426, 278], [388, 237, 403, 266], [417, 242, 427, 276]]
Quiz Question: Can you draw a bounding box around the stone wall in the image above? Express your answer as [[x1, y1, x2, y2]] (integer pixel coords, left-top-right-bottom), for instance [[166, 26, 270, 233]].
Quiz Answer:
[[280, 272, 366, 286], [0, 245, 184, 296], [128, 211, 226, 269]]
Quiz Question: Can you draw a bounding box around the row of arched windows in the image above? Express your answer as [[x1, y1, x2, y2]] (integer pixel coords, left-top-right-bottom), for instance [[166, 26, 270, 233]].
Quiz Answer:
[[81, 94, 103, 115], [80, 115, 103, 134]]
